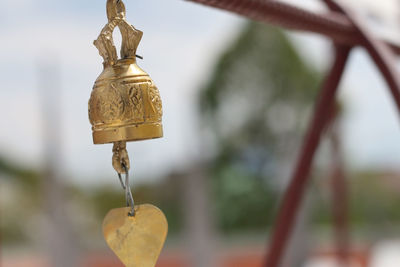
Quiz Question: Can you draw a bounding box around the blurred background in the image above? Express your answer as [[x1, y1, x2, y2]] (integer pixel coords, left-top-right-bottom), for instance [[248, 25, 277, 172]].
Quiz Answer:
[[2, 0, 400, 266]]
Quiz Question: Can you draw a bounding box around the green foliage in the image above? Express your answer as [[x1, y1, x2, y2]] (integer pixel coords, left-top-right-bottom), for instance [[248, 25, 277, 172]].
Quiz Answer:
[[211, 165, 277, 233], [150, 177, 183, 235], [0, 156, 41, 189], [199, 22, 321, 232], [90, 185, 126, 218], [349, 172, 400, 230], [310, 171, 400, 240], [1, 222, 26, 245], [201, 22, 319, 116], [0, 155, 43, 244]]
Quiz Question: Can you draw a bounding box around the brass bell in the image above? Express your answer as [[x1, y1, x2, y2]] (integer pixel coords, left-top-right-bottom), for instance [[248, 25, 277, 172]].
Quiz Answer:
[[89, 0, 163, 146]]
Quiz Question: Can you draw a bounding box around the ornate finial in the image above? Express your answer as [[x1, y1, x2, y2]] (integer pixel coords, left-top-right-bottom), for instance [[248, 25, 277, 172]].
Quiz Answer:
[[107, 0, 126, 21], [94, 0, 143, 66]]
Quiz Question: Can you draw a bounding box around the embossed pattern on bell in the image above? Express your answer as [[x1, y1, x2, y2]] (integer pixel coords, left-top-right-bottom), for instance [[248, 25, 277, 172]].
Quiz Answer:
[[89, 1, 163, 144]]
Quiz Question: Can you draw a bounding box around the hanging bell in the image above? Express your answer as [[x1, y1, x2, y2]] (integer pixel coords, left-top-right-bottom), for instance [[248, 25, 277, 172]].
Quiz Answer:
[[89, 0, 163, 145]]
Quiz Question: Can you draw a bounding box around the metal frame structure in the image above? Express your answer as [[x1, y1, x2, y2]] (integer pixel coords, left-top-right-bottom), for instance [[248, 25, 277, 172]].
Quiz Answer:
[[186, 0, 400, 266]]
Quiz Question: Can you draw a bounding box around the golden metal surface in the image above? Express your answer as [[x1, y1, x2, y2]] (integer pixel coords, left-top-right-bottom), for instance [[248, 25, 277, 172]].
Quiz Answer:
[[92, 3, 168, 265], [103, 205, 168, 267], [112, 141, 130, 173], [89, 0, 163, 145]]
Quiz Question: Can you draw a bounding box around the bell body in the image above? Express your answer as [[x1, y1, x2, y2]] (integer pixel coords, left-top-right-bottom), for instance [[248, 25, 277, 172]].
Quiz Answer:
[[89, 58, 163, 144], [89, 2, 163, 145]]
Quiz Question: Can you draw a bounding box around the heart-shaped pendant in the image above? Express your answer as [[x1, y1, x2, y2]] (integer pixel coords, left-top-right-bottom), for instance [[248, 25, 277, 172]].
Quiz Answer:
[[103, 204, 168, 267]]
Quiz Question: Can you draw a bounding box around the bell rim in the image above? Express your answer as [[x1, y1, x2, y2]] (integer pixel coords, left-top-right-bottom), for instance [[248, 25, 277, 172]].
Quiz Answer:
[[92, 123, 163, 144]]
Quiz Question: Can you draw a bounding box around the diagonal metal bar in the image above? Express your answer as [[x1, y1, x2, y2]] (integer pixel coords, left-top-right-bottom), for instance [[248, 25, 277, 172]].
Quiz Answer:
[[185, 0, 400, 55], [325, 0, 400, 115], [186, 0, 356, 44], [264, 44, 351, 267], [330, 131, 350, 266], [326, 106, 350, 266]]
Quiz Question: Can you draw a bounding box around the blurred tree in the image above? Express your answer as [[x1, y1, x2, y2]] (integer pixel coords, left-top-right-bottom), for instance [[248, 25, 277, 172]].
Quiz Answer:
[[0, 157, 42, 244], [313, 171, 400, 231], [199, 22, 321, 233]]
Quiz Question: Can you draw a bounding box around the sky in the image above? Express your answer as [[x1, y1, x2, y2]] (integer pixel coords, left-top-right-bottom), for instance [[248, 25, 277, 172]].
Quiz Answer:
[[1, 0, 400, 185]]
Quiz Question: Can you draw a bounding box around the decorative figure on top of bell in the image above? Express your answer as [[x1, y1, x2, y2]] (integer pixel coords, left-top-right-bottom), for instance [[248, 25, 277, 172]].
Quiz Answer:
[[89, 0, 163, 147]]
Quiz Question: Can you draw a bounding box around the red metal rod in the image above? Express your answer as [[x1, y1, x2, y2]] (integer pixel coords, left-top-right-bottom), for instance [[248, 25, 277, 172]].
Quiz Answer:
[[186, 0, 356, 44], [185, 0, 400, 54], [364, 40, 400, 114], [331, 156, 350, 266], [325, 2, 351, 264], [264, 45, 351, 267], [329, 113, 350, 266], [325, 0, 400, 115]]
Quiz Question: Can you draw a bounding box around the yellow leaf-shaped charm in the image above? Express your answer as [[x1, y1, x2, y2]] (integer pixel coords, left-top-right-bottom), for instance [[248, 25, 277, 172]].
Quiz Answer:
[[103, 204, 168, 267]]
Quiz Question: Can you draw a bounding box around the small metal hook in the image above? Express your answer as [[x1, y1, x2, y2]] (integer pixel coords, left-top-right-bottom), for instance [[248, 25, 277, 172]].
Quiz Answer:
[[117, 163, 135, 216], [118, 172, 126, 190]]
